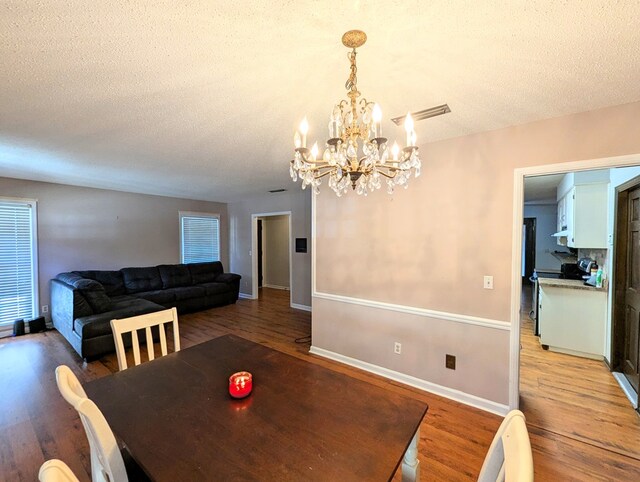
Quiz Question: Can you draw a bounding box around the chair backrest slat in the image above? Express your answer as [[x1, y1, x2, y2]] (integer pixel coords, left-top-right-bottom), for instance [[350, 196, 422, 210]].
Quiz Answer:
[[159, 322, 168, 356], [131, 329, 141, 367], [145, 326, 155, 361], [110, 308, 180, 371]]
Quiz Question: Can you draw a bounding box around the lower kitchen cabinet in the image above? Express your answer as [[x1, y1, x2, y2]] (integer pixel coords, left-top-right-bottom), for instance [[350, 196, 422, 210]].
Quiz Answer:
[[538, 284, 607, 359]]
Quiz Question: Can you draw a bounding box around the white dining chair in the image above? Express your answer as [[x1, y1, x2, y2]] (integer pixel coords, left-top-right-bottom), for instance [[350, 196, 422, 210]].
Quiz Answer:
[[39, 459, 80, 482], [55, 365, 128, 482], [110, 307, 180, 371], [477, 410, 534, 482]]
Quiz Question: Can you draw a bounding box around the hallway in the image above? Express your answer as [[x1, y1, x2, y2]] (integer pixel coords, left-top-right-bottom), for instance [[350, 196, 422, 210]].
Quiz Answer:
[[519, 286, 640, 475]]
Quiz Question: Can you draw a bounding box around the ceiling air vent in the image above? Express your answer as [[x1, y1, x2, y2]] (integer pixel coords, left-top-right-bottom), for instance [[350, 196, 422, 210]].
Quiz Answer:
[[269, 189, 287, 193], [391, 104, 451, 126]]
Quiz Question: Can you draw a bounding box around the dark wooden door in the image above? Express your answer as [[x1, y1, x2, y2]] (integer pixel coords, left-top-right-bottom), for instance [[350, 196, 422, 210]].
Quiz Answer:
[[622, 187, 640, 393], [523, 218, 536, 284], [258, 219, 263, 288]]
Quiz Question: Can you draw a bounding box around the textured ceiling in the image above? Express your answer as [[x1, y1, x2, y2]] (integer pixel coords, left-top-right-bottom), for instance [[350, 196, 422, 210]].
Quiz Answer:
[[2, 1, 640, 202]]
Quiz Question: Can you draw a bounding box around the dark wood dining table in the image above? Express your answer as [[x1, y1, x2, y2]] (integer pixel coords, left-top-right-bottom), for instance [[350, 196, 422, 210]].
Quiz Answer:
[[84, 334, 428, 481]]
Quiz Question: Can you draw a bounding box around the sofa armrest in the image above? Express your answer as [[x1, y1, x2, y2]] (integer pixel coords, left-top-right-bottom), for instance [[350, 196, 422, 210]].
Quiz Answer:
[[51, 279, 93, 333]]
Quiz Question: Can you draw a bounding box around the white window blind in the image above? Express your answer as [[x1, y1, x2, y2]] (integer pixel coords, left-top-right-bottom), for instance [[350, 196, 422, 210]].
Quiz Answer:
[[180, 213, 220, 264], [0, 200, 37, 326]]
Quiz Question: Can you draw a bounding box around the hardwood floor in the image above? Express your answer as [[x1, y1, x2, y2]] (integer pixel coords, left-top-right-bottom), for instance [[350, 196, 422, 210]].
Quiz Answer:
[[1, 287, 639, 480], [520, 285, 640, 481]]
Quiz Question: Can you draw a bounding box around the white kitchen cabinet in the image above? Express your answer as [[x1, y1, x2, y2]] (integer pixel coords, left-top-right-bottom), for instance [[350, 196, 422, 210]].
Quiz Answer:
[[556, 183, 608, 248], [557, 195, 567, 232], [538, 282, 607, 359]]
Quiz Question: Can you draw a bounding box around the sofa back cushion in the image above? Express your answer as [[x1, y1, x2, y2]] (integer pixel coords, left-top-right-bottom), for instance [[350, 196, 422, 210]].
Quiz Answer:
[[121, 266, 163, 294], [76, 279, 113, 313], [56, 272, 89, 288], [73, 270, 126, 296], [188, 261, 224, 284], [158, 264, 192, 289]]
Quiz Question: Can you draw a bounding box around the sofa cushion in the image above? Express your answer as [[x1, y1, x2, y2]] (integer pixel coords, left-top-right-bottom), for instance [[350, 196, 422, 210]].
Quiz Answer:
[[74, 270, 126, 296], [199, 282, 231, 296], [132, 289, 176, 305], [188, 262, 224, 284], [73, 296, 163, 339], [121, 267, 162, 294], [170, 285, 207, 301], [158, 264, 192, 289], [75, 279, 113, 313]]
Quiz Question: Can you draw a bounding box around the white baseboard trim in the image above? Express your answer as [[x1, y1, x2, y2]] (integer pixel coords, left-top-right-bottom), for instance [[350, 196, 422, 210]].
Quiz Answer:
[[291, 303, 312, 312], [263, 284, 290, 291], [313, 291, 510, 331], [0, 325, 13, 338], [310, 345, 509, 416], [238, 293, 254, 300], [613, 372, 638, 409]]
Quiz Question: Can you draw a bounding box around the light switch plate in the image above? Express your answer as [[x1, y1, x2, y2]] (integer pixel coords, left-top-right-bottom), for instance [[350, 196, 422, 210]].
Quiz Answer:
[[483, 276, 494, 289]]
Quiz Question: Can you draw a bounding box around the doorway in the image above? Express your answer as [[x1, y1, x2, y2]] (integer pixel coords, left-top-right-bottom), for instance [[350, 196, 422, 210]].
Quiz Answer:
[[512, 159, 640, 464], [612, 179, 640, 410], [522, 217, 536, 285], [251, 211, 292, 302], [257, 219, 263, 288]]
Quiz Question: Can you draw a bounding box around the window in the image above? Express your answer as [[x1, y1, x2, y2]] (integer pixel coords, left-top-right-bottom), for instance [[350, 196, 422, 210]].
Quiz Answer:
[[0, 199, 38, 327], [180, 212, 220, 264]]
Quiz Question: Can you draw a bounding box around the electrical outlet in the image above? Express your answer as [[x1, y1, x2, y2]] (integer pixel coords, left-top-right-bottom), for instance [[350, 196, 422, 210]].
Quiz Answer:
[[446, 354, 456, 370], [41, 305, 49, 314], [483, 275, 494, 289], [394, 342, 402, 355]]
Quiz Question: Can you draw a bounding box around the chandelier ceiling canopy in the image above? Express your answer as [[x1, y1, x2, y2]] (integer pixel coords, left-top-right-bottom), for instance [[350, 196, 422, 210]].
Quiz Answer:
[[290, 30, 421, 197]]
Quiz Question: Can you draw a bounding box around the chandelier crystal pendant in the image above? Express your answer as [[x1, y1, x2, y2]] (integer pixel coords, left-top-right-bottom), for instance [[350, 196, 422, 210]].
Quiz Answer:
[[290, 30, 421, 197]]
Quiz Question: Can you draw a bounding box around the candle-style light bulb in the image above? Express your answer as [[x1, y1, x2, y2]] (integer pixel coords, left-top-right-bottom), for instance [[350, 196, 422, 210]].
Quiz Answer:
[[372, 104, 382, 138], [410, 130, 417, 147], [391, 141, 400, 161], [404, 112, 414, 146], [299, 117, 309, 148], [294, 131, 302, 149], [311, 142, 319, 161], [329, 107, 342, 138]]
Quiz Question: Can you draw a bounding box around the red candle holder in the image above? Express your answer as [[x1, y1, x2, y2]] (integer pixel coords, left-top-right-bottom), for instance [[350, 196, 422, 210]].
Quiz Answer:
[[229, 371, 252, 399]]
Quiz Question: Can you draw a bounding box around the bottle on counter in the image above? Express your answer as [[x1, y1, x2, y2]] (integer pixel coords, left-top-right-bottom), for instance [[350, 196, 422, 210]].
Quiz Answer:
[[596, 268, 603, 288], [590, 263, 598, 278]]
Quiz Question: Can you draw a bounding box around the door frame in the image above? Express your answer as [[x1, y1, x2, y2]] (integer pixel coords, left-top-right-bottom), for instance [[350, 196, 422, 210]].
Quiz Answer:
[[509, 153, 640, 409], [611, 177, 640, 382], [251, 211, 292, 302]]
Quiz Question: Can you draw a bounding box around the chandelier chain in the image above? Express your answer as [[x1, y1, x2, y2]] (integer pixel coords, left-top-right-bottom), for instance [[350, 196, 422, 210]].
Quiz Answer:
[[345, 50, 358, 92]]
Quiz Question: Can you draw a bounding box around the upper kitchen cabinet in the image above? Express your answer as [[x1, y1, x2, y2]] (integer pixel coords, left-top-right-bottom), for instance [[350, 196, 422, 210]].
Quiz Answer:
[[554, 172, 609, 248]]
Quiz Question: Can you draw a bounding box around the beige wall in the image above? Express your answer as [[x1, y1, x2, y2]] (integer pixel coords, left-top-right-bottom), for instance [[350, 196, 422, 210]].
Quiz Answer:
[[228, 190, 311, 307], [0, 178, 228, 318], [262, 215, 290, 289], [313, 101, 640, 407]]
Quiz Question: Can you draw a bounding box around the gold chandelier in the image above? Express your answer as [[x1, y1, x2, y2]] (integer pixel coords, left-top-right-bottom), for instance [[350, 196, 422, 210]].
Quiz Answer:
[[290, 30, 420, 196]]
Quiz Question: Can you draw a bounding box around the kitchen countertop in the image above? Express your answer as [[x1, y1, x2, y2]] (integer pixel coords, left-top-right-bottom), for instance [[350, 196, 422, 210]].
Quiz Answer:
[[538, 278, 606, 292]]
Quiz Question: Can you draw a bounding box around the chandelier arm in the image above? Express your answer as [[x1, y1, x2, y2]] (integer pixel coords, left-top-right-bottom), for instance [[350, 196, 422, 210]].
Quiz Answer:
[[313, 170, 335, 180], [375, 170, 398, 179], [302, 160, 331, 166]]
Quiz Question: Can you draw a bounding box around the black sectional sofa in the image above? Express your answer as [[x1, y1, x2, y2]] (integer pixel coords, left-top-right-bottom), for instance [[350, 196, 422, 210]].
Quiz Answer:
[[51, 262, 241, 359]]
